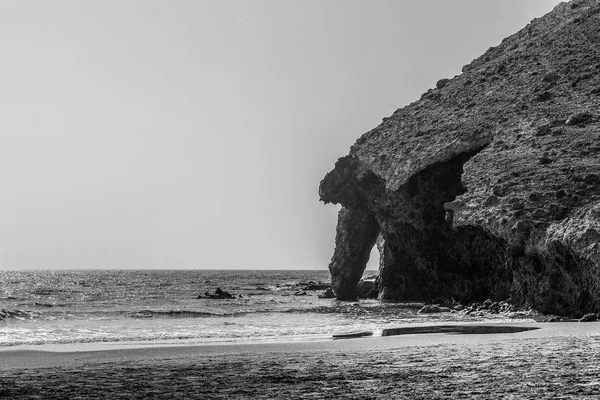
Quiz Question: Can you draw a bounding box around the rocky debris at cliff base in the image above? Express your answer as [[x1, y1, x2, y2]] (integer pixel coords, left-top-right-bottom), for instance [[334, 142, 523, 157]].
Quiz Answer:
[[356, 279, 378, 299], [318, 288, 335, 299], [461, 301, 517, 316], [427, 297, 460, 308], [579, 313, 599, 322], [547, 317, 573, 322], [416, 299, 545, 319], [417, 305, 453, 314], [301, 281, 330, 291], [197, 288, 240, 299]]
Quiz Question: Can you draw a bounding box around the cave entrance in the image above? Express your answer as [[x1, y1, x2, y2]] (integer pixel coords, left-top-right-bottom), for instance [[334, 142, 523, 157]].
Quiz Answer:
[[373, 147, 491, 301]]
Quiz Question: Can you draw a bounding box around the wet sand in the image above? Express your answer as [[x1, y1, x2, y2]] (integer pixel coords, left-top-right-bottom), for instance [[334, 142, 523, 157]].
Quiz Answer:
[[1, 322, 600, 399]]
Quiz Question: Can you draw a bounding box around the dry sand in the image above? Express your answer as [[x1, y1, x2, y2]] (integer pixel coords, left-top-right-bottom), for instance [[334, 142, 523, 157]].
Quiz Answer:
[[1, 322, 600, 399]]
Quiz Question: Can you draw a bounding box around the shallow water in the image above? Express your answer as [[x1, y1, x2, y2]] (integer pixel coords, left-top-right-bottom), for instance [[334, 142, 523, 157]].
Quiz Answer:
[[0, 269, 536, 347]]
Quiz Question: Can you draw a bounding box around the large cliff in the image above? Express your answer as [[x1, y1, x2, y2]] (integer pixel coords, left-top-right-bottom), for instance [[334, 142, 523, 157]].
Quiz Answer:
[[319, 0, 600, 317]]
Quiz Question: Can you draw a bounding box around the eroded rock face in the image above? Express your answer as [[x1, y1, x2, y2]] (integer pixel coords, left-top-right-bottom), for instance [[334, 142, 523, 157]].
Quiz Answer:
[[320, 0, 600, 316], [328, 207, 379, 300]]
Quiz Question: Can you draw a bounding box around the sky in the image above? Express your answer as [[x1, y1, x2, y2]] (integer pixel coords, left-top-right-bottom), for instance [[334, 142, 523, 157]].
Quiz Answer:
[[0, 0, 562, 270]]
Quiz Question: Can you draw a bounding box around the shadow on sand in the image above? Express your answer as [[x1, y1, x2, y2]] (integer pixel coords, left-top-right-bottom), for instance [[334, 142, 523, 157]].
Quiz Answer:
[[381, 325, 540, 336], [333, 325, 540, 339]]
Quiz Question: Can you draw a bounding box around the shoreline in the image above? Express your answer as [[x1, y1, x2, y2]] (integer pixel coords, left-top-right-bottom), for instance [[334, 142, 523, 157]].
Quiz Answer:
[[0, 319, 550, 354], [2, 321, 599, 399], [1, 321, 597, 363]]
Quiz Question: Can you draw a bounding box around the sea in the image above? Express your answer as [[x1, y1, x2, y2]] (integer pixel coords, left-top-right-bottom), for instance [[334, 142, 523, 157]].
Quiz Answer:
[[0, 270, 535, 348]]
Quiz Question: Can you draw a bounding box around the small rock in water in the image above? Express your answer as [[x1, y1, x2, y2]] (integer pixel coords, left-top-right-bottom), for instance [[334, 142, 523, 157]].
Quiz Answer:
[[197, 288, 237, 299]]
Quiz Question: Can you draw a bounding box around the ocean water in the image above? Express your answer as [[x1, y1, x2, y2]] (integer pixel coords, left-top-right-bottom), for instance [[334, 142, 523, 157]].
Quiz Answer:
[[0, 270, 533, 348]]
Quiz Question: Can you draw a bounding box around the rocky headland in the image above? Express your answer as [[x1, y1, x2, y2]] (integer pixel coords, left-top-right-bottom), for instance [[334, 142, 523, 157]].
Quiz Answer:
[[320, 0, 600, 317]]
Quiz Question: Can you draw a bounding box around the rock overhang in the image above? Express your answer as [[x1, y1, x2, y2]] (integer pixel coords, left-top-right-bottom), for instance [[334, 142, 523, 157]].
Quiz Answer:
[[320, 0, 600, 316]]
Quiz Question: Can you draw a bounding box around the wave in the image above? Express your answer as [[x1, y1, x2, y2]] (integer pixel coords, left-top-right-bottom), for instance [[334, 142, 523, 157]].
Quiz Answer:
[[0, 306, 357, 322], [1, 301, 424, 323], [33, 288, 81, 296], [0, 308, 42, 321], [33, 302, 57, 308], [0, 328, 333, 348], [13, 302, 68, 308], [125, 310, 235, 318], [125, 306, 387, 319]]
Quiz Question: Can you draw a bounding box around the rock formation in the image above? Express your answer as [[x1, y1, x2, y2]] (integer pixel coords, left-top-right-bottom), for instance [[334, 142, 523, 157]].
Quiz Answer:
[[320, 0, 600, 317], [197, 288, 238, 299]]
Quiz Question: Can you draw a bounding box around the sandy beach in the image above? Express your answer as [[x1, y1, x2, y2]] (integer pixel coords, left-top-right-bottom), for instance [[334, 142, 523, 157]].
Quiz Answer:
[[1, 322, 600, 399]]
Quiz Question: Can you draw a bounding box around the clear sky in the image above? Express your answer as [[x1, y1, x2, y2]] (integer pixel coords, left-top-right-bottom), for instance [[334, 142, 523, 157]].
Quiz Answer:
[[0, 0, 562, 270]]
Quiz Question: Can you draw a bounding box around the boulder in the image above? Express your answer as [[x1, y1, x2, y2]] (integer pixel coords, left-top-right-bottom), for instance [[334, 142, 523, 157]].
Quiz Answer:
[[320, 0, 600, 316], [318, 288, 335, 299], [356, 279, 377, 299], [430, 297, 459, 308], [436, 78, 450, 89], [303, 282, 330, 291]]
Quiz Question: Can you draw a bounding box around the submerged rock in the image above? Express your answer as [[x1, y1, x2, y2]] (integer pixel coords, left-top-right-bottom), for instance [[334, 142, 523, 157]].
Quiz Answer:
[[320, 0, 600, 316]]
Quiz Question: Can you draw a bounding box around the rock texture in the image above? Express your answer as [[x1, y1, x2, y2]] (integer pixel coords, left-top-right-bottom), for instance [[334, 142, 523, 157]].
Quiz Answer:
[[320, 0, 600, 317], [328, 207, 379, 300]]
